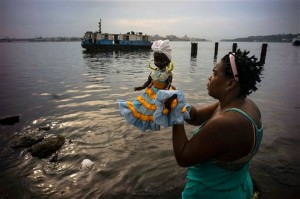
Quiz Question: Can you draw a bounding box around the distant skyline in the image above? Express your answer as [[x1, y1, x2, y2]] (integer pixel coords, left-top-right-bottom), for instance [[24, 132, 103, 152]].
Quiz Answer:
[[1, 0, 299, 41]]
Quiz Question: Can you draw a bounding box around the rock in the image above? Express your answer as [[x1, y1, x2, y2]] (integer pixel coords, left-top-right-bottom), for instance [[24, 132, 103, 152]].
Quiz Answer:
[[0, 115, 19, 125], [29, 135, 65, 158], [80, 159, 94, 171], [38, 125, 51, 131], [49, 152, 59, 163], [11, 133, 45, 149]]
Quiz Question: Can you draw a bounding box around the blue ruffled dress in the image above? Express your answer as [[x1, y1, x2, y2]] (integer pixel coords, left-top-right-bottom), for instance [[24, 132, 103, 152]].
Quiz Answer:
[[118, 67, 190, 131]]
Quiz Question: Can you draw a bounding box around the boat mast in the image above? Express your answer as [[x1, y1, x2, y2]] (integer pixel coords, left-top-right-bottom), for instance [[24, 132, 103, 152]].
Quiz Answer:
[[98, 18, 102, 33]]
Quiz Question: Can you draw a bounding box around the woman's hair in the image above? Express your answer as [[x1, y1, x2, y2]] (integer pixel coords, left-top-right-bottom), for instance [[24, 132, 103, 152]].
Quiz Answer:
[[221, 49, 264, 96]]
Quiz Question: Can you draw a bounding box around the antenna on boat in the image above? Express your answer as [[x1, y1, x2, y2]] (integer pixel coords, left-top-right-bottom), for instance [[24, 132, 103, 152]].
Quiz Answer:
[[98, 18, 102, 33]]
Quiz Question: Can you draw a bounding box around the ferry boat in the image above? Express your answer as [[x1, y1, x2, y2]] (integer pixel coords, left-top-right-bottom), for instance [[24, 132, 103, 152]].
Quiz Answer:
[[81, 19, 152, 50]]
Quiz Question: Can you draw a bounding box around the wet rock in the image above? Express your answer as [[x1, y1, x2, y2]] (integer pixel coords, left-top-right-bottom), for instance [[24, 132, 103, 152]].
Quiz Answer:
[[29, 135, 65, 158], [38, 125, 51, 131], [11, 133, 45, 149], [49, 152, 59, 163], [0, 115, 19, 125]]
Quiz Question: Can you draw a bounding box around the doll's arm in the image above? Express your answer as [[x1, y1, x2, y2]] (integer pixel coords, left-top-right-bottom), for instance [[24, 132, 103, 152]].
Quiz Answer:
[[134, 74, 152, 91], [165, 73, 173, 90]]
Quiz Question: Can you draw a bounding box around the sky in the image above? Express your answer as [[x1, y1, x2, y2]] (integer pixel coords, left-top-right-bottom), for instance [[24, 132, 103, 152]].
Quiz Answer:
[[0, 0, 299, 41]]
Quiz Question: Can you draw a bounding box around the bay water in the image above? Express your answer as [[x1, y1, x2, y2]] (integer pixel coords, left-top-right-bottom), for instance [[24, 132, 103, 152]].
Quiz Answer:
[[0, 41, 299, 198]]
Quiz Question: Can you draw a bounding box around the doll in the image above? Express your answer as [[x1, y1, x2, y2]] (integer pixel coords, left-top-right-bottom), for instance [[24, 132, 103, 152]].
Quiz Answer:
[[118, 40, 190, 131]]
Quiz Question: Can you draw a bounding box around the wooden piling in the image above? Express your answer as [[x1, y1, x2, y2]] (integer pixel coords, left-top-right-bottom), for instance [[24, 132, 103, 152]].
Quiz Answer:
[[214, 42, 219, 59], [191, 42, 198, 58], [232, 43, 237, 53], [260, 43, 268, 65]]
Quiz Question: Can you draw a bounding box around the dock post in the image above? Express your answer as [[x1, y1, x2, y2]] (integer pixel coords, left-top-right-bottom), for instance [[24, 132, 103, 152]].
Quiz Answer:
[[260, 43, 268, 65], [191, 42, 198, 58], [232, 43, 237, 53], [214, 42, 219, 57], [214, 42, 219, 62]]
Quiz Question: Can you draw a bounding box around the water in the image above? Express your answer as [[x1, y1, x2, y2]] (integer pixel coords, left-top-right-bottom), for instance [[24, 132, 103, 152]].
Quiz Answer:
[[0, 41, 299, 198]]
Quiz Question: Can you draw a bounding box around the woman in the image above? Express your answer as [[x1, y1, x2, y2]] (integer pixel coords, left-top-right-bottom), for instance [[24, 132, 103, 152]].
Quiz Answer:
[[171, 49, 264, 198]]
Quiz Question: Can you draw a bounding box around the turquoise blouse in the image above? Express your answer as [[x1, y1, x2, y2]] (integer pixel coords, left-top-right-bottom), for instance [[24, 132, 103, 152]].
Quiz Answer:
[[182, 108, 263, 199]]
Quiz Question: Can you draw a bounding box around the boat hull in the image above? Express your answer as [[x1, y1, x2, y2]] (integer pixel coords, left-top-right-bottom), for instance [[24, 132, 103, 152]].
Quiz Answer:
[[81, 19, 153, 51], [81, 43, 152, 51]]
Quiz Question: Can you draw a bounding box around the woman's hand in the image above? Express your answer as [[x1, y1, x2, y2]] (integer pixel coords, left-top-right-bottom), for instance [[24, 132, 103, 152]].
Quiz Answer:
[[164, 94, 177, 111]]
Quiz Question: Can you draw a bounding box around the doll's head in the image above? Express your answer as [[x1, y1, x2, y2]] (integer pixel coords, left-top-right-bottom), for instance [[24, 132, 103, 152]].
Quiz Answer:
[[151, 40, 172, 69], [153, 52, 170, 69]]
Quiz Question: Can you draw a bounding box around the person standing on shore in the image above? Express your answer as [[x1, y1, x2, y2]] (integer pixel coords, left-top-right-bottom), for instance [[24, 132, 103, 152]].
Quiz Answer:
[[170, 49, 264, 198]]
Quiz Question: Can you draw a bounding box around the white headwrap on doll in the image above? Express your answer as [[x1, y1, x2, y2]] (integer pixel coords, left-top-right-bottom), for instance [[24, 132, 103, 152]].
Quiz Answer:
[[151, 40, 172, 61]]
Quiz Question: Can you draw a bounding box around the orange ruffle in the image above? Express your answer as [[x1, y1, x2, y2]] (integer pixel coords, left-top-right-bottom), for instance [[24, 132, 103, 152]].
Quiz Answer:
[[137, 96, 156, 110], [127, 101, 153, 121]]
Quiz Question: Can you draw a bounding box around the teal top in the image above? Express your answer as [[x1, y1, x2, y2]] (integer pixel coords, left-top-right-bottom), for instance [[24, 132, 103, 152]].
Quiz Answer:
[[182, 108, 263, 199]]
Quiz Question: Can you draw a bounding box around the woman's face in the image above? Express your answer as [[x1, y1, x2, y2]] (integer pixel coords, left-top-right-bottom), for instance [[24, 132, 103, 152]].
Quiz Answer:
[[154, 52, 170, 69], [207, 62, 229, 99]]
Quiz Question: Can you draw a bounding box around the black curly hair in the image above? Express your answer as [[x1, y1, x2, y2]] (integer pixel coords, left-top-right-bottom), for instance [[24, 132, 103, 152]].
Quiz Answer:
[[221, 49, 264, 97]]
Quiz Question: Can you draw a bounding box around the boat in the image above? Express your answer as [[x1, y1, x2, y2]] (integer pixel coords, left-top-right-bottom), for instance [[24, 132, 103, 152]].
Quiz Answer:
[[81, 19, 152, 50], [292, 36, 300, 46]]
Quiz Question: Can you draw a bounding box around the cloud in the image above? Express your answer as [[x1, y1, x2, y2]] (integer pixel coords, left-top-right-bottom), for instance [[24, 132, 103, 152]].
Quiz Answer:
[[0, 0, 298, 39], [115, 17, 190, 28]]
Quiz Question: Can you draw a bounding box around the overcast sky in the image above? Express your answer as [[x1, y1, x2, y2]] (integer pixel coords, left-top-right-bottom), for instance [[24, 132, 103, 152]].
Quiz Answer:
[[1, 0, 299, 41]]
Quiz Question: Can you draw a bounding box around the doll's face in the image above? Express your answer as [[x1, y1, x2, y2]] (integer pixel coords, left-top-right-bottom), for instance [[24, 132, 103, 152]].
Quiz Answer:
[[154, 52, 170, 69]]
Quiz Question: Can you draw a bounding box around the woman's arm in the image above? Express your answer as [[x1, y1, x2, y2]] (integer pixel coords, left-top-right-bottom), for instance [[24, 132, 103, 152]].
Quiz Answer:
[[172, 116, 232, 167], [185, 102, 219, 126]]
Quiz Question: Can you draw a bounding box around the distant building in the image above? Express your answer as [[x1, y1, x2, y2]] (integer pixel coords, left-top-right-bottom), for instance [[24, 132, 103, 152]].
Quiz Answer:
[[182, 34, 190, 41]]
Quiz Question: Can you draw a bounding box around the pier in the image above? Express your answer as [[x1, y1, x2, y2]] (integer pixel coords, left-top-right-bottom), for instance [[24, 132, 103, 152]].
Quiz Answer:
[[211, 42, 268, 65]]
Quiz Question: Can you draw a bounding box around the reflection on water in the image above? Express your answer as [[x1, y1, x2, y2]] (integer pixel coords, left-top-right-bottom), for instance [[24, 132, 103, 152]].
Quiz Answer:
[[189, 57, 198, 74], [0, 42, 299, 198]]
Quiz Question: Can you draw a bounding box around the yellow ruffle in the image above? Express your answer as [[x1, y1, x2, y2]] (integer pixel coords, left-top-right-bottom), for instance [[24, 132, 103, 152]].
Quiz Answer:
[[127, 101, 153, 122], [129, 87, 187, 120], [146, 87, 157, 100], [137, 96, 156, 110]]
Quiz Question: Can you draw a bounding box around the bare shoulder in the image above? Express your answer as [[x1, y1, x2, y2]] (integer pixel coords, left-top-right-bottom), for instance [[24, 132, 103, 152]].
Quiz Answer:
[[210, 99, 261, 129], [184, 107, 255, 164], [247, 98, 261, 115], [201, 108, 255, 146], [203, 112, 247, 135], [242, 98, 262, 127], [199, 110, 254, 161]]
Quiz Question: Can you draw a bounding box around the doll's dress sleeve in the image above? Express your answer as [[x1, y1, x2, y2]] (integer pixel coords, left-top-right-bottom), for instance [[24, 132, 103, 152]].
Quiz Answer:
[[154, 90, 191, 127]]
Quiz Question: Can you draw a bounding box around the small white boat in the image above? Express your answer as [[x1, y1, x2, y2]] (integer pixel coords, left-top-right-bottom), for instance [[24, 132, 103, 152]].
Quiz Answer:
[[292, 36, 300, 46]]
